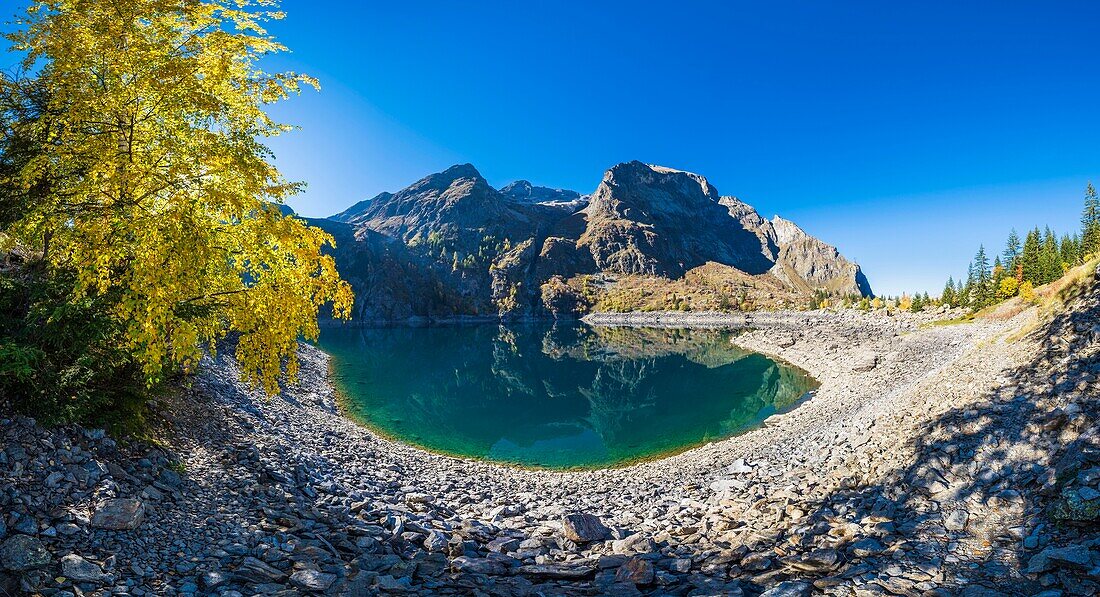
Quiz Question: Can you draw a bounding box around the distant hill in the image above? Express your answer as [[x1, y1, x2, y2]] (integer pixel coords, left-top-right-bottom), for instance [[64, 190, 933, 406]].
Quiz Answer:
[[317, 161, 872, 321]]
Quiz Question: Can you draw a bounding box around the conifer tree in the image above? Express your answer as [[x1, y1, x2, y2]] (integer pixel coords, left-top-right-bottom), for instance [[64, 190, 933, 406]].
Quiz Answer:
[[911, 293, 925, 312], [972, 245, 992, 308], [1061, 233, 1081, 267], [1083, 183, 1100, 257], [1020, 228, 1042, 283], [941, 277, 956, 307], [1003, 228, 1021, 270], [1041, 227, 1060, 284]]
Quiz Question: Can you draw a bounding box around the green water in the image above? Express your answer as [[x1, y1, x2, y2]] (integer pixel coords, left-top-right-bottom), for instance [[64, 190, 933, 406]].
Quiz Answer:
[[320, 323, 818, 469]]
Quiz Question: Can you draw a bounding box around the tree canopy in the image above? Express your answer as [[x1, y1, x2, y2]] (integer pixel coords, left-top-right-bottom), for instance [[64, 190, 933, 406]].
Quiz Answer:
[[0, 0, 353, 396]]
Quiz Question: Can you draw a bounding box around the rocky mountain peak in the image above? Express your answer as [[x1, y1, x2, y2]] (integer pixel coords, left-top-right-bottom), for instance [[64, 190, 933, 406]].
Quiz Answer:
[[500, 180, 582, 205], [771, 215, 809, 246]]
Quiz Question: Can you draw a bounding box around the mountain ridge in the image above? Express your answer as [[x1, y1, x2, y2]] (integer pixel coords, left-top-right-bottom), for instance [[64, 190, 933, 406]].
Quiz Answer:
[[316, 161, 873, 320]]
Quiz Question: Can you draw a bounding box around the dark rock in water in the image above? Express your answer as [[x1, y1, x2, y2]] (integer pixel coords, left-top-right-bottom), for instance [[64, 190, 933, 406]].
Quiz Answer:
[[290, 569, 337, 591], [0, 535, 51, 571], [562, 512, 611, 543], [614, 557, 655, 585], [90, 498, 145, 530], [61, 554, 105, 582]]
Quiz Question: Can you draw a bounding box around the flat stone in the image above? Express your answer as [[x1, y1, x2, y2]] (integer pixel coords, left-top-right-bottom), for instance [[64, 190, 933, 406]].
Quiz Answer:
[[786, 548, 840, 572], [852, 353, 879, 372], [0, 535, 51, 571], [90, 498, 145, 530], [611, 533, 654, 554], [518, 563, 597, 580], [451, 556, 509, 576], [614, 557, 655, 585], [761, 580, 812, 597], [562, 513, 610, 543], [1027, 545, 1093, 574], [61, 554, 105, 583], [290, 569, 337, 591], [487, 536, 521, 553], [236, 556, 288, 583]]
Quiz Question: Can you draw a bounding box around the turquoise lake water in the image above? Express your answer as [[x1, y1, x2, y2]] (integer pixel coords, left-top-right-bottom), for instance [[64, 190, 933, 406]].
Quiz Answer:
[[319, 323, 818, 469]]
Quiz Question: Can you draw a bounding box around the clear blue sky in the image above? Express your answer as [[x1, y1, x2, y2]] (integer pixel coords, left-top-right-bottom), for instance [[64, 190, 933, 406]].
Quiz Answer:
[[12, 2, 1098, 296]]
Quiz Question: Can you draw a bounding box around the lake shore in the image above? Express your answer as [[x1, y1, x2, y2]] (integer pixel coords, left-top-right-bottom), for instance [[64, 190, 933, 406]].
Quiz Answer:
[[3, 289, 1098, 596]]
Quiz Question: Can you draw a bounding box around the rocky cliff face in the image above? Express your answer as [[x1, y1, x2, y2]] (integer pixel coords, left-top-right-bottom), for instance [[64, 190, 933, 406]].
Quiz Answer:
[[323, 161, 873, 320]]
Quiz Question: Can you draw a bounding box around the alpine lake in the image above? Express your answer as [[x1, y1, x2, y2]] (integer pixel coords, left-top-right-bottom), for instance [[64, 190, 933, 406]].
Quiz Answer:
[[319, 323, 818, 470]]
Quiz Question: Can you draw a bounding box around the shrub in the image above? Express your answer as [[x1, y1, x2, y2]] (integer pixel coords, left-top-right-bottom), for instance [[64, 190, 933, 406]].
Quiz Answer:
[[0, 265, 152, 431], [1018, 280, 1037, 304]]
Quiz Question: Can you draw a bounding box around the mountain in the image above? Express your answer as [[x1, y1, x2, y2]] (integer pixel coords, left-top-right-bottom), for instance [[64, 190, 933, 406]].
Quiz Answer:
[[576, 162, 775, 277], [500, 180, 583, 206], [321, 161, 873, 321]]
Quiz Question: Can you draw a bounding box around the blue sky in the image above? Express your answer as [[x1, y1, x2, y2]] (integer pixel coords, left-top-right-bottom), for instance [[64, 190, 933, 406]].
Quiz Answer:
[[9, 2, 1098, 295]]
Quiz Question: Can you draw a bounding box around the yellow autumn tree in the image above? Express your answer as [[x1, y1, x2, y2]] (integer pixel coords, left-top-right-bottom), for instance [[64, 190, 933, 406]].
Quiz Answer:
[[1, 0, 352, 394]]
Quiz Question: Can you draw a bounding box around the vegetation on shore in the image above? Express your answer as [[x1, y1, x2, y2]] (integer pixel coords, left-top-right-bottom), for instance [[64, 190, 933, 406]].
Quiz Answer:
[[0, 0, 352, 428]]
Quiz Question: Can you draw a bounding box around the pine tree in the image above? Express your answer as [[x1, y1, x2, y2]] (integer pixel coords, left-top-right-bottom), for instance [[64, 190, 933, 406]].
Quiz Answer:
[[1041, 227, 1060, 284], [911, 293, 925, 312], [1020, 228, 1042, 284], [1062, 233, 1082, 266], [941, 277, 957, 307], [972, 245, 992, 308], [992, 255, 1005, 288], [1003, 228, 1021, 270], [1083, 183, 1100, 257]]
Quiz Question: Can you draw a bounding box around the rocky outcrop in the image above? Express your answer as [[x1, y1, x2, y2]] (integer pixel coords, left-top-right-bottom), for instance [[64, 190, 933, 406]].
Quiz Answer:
[[578, 162, 775, 277], [499, 180, 585, 209], [321, 161, 873, 321]]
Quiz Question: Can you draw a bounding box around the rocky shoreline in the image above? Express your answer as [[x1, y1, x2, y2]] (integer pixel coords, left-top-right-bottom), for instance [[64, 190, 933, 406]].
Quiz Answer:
[[2, 274, 1098, 596]]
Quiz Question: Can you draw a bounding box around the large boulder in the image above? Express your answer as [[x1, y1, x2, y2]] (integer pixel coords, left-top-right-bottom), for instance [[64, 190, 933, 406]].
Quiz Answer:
[[90, 498, 145, 530], [0, 535, 50, 571], [561, 512, 610, 543]]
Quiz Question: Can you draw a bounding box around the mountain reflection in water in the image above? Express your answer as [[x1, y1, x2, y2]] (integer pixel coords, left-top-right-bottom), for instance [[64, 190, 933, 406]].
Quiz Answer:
[[320, 323, 818, 469]]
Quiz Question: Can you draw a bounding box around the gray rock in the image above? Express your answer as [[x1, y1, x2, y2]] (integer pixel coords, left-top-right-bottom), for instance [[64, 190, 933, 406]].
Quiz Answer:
[[614, 557, 655, 585], [423, 530, 448, 553], [0, 535, 51, 571], [761, 580, 813, 597], [487, 536, 521, 553], [562, 512, 610, 543], [61, 554, 105, 583], [290, 569, 337, 592], [451, 556, 509, 576], [1079, 486, 1100, 501], [944, 509, 969, 532], [517, 563, 597, 580], [1027, 545, 1093, 573], [236, 556, 288, 583], [200, 570, 230, 590], [90, 498, 145, 530], [852, 353, 879, 372], [611, 533, 654, 554], [849, 538, 885, 557], [786, 548, 840, 572]]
